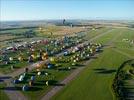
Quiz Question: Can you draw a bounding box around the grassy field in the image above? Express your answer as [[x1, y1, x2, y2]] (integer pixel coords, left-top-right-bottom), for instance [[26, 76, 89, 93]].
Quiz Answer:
[[14, 42, 99, 99], [112, 28, 134, 56], [113, 59, 134, 100], [85, 27, 111, 40], [36, 25, 86, 36], [0, 83, 9, 100], [52, 48, 130, 100], [0, 26, 133, 100], [0, 25, 87, 49], [22, 68, 72, 100], [52, 27, 134, 100], [0, 28, 32, 48]]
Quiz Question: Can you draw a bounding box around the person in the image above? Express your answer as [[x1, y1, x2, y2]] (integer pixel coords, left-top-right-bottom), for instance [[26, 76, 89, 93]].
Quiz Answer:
[[25, 68, 29, 73], [28, 56, 33, 63]]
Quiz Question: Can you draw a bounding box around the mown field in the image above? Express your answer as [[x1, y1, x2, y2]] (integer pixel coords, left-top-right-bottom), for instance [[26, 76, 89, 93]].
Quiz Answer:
[[0, 83, 9, 100], [52, 27, 134, 100]]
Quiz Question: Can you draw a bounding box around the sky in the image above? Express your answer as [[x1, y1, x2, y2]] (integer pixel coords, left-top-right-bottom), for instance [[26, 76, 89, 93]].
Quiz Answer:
[[0, 0, 134, 21]]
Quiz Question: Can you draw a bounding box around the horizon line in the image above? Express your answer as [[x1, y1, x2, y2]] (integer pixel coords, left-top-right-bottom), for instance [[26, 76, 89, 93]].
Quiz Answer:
[[1, 18, 134, 22]]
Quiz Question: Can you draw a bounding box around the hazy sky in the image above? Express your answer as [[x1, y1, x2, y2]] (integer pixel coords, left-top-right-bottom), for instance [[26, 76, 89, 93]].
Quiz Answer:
[[1, 0, 134, 21]]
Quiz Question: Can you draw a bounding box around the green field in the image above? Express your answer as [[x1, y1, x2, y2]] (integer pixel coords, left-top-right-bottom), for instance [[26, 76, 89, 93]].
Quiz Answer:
[[0, 26, 134, 100], [52, 48, 130, 100], [52, 28, 134, 100], [13, 42, 99, 100], [0, 83, 9, 100]]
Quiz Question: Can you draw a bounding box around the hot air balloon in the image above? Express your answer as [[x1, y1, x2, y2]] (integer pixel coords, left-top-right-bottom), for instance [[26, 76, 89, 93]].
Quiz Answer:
[[63, 19, 66, 25], [22, 85, 29, 91]]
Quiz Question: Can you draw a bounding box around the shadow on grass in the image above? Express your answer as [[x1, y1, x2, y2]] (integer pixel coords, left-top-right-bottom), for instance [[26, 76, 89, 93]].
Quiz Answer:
[[94, 68, 116, 74], [0, 80, 4, 82], [4, 86, 21, 91], [0, 76, 11, 82], [0, 76, 11, 80], [64, 53, 74, 56], [48, 80, 65, 86], [34, 82, 44, 86], [28, 86, 43, 91], [76, 64, 85, 67], [57, 67, 72, 71], [3, 86, 43, 92], [93, 68, 106, 71], [90, 56, 98, 59], [103, 44, 110, 47], [123, 90, 134, 98], [124, 87, 134, 90]]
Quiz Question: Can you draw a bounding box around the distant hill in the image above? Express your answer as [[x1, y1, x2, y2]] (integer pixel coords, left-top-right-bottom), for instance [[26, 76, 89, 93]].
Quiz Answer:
[[0, 20, 133, 29]]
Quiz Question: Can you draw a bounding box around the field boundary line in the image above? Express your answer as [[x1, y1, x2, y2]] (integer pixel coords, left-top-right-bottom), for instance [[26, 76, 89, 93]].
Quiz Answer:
[[113, 48, 134, 59]]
